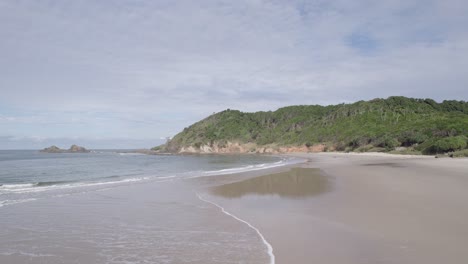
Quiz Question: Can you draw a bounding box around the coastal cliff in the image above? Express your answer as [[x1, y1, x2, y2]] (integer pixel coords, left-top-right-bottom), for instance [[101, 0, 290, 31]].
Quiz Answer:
[[154, 96, 468, 156], [177, 141, 327, 154]]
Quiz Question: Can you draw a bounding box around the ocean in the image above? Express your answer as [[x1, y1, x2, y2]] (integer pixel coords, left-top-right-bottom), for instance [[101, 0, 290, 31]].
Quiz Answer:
[[0, 150, 289, 208], [0, 150, 300, 263]]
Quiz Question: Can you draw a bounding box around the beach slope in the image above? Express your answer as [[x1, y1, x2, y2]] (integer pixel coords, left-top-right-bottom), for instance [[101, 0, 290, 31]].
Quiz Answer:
[[200, 153, 468, 264]]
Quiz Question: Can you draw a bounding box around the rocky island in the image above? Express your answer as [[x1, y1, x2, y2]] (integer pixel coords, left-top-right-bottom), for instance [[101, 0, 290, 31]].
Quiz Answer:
[[40, 145, 90, 153]]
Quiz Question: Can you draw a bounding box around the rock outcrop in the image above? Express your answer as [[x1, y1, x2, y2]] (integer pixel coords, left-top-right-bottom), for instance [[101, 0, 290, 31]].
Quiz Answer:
[[40, 145, 90, 153], [40, 145, 62, 153], [68, 145, 90, 153], [176, 141, 330, 154]]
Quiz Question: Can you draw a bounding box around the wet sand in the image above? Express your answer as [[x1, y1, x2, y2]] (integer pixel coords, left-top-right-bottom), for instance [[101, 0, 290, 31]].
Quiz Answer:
[[0, 179, 270, 264], [2, 153, 468, 264], [210, 168, 330, 199], [199, 153, 468, 264]]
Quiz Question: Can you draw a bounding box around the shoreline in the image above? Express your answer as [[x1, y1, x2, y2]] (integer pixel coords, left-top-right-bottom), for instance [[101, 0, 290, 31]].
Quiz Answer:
[[3, 152, 467, 263], [145, 146, 468, 160], [287, 150, 468, 159], [195, 152, 468, 263], [196, 193, 275, 264]]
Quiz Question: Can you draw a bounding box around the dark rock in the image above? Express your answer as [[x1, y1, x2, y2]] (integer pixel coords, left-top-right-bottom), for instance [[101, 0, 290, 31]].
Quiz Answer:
[[40, 145, 63, 153], [68, 145, 90, 153], [40, 145, 90, 153]]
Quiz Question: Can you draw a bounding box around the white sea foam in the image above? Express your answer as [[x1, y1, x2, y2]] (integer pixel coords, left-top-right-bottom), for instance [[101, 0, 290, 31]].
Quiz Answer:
[[0, 251, 55, 257], [0, 156, 304, 210], [189, 157, 305, 179], [0, 183, 36, 189], [0, 177, 150, 194], [118, 153, 145, 156], [0, 158, 301, 194], [0, 178, 176, 208], [0, 198, 37, 207], [196, 193, 275, 264]]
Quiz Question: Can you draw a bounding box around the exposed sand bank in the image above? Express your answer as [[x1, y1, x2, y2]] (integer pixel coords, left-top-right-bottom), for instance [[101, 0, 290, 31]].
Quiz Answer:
[[197, 152, 468, 264]]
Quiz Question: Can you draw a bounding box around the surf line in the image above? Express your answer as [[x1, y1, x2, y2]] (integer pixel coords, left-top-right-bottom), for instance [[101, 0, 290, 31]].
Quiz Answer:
[[196, 193, 275, 264]]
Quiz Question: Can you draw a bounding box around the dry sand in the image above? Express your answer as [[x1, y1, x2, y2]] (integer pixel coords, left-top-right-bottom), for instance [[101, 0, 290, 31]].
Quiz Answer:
[[199, 153, 468, 264]]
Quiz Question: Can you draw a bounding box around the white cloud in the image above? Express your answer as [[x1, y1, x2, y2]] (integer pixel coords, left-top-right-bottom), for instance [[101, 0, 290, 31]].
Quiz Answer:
[[0, 0, 467, 148], [0, 115, 16, 122]]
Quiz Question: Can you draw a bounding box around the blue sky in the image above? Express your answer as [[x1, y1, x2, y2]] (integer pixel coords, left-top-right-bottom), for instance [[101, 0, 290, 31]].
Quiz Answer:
[[1, 0, 468, 149]]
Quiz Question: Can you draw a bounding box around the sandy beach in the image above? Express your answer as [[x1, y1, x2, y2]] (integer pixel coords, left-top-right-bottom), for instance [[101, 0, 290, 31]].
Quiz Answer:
[[197, 153, 468, 264], [2, 152, 467, 264]]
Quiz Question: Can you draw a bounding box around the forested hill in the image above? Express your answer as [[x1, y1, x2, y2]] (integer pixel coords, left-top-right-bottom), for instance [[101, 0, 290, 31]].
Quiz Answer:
[[158, 97, 468, 155]]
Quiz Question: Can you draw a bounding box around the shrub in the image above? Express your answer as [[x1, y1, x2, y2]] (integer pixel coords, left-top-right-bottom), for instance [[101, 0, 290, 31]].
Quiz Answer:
[[398, 131, 428, 146], [151, 145, 163, 151], [344, 146, 353, 153], [355, 144, 374, 152], [348, 137, 371, 148], [335, 142, 347, 151], [367, 147, 387, 152], [417, 140, 437, 154], [375, 136, 400, 150], [452, 149, 468, 157], [193, 142, 202, 149], [433, 136, 467, 153]]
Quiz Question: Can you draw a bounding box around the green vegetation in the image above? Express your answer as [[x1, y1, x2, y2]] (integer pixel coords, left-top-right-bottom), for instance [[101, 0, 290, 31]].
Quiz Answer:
[[452, 149, 468, 158], [160, 97, 468, 155], [150, 145, 163, 151], [431, 136, 467, 153]]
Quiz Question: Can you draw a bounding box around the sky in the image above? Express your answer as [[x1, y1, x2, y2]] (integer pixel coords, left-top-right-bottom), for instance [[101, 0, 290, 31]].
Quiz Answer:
[[1, 0, 468, 149]]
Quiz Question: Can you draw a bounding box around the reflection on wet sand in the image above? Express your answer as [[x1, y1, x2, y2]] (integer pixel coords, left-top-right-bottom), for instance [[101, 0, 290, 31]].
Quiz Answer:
[[210, 168, 330, 199]]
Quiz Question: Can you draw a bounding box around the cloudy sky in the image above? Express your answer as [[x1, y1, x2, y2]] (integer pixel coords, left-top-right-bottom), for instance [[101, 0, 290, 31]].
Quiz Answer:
[[1, 0, 467, 149]]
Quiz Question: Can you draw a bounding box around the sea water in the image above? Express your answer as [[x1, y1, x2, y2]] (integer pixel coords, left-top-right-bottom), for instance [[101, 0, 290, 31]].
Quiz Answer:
[[0, 150, 287, 207], [0, 150, 298, 263]]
